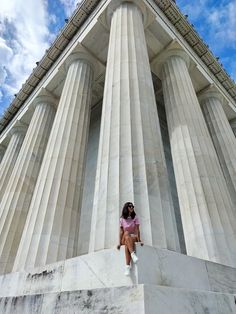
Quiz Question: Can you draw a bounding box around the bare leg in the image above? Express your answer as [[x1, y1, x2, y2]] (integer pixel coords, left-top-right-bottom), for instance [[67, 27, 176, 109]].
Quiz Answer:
[[122, 231, 131, 265], [125, 245, 131, 265], [124, 235, 138, 254], [122, 231, 138, 265]]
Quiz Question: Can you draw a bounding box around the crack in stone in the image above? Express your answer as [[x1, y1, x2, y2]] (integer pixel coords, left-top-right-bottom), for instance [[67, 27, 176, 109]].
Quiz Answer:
[[80, 257, 107, 287]]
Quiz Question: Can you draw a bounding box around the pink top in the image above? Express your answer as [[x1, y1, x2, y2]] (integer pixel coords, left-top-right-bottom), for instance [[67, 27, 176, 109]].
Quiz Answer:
[[120, 216, 140, 234]]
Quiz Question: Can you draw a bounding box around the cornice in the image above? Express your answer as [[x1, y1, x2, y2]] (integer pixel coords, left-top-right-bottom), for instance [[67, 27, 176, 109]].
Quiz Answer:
[[0, 0, 235, 134], [0, 0, 101, 133], [152, 0, 236, 102]]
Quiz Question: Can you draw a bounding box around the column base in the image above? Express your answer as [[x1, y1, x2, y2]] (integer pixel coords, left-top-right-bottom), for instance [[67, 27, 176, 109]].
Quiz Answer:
[[0, 246, 236, 313]]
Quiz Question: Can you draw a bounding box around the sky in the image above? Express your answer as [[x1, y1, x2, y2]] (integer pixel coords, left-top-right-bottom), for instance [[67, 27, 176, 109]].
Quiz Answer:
[[0, 0, 235, 117]]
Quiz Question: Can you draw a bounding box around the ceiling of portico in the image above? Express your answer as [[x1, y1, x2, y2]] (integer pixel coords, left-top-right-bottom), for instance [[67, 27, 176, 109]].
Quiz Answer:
[[44, 10, 224, 116], [1, 0, 236, 137]]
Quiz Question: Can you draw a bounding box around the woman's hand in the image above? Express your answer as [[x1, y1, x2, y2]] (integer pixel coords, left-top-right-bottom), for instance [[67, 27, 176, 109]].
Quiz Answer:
[[138, 239, 144, 246]]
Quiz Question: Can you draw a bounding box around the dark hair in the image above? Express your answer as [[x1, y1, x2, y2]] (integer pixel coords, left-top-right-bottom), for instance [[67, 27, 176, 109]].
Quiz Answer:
[[121, 202, 136, 219]]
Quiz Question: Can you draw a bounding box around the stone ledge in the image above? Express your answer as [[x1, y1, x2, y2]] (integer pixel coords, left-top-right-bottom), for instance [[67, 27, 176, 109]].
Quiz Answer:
[[0, 246, 236, 298], [0, 284, 236, 313]]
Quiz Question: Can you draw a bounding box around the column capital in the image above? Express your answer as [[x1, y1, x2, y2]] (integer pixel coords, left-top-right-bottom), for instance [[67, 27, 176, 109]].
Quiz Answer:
[[10, 123, 27, 137], [229, 117, 236, 127], [0, 144, 6, 153], [198, 86, 224, 106], [229, 117, 236, 128], [33, 94, 58, 110], [106, 0, 149, 28], [152, 42, 190, 78], [65, 50, 98, 74]]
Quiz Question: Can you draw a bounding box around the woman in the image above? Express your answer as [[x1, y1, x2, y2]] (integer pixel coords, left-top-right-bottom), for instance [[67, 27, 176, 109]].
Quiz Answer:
[[117, 202, 143, 276]]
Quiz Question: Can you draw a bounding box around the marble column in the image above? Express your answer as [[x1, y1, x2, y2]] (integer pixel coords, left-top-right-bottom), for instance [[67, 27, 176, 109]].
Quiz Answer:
[[89, 2, 180, 252], [0, 145, 6, 164], [0, 96, 56, 274], [0, 125, 26, 203], [13, 54, 95, 271], [230, 118, 236, 137], [199, 91, 236, 208], [161, 49, 236, 267]]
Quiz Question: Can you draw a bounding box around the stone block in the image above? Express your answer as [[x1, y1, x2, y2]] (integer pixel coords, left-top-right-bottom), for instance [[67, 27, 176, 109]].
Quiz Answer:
[[1, 246, 236, 298], [144, 285, 236, 314], [25, 260, 65, 295], [1, 285, 236, 313], [154, 248, 211, 290], [206, 261, 236, 294]]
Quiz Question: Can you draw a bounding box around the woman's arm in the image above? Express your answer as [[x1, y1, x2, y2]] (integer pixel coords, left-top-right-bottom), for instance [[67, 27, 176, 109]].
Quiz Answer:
[[136, 225, 141, 242], [117, 226, 124, 249], [136, 225, 144, 245]]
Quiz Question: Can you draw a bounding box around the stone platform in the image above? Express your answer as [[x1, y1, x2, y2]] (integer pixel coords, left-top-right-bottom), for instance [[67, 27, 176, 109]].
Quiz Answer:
[[0, 246, 236, 313], [1, 285, 236, 313]]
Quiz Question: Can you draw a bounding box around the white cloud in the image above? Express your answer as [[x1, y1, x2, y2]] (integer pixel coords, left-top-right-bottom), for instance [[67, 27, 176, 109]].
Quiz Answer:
[[0, 67, 7, 85], [0, 0, 54, 110], [0, 38, 13, 63], [0, 90, 3, 103], [208, 1, 236, 46], [177, 0, 236, 47], [59, 0, 80, 17], [177, 0, 236, 81], [177, 0, 208, 21]]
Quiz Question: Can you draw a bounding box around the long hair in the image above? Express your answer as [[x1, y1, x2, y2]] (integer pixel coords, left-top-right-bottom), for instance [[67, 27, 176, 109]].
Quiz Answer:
[[121, 202, 136, 219]]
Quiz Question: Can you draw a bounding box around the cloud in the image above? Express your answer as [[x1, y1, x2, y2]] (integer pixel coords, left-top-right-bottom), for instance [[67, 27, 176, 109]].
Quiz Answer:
[[177, 0, 236, 81], [207, 1, 236, 47], [0, 90, 3, 103], [177, 0, 208, 21], [59, 0, 79, 17], [0, 0, 56, 115]]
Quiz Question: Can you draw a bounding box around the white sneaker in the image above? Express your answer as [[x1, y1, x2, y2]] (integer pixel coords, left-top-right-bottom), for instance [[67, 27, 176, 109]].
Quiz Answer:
[[124, 265, 131, 276], [131, 252, 138, 263]]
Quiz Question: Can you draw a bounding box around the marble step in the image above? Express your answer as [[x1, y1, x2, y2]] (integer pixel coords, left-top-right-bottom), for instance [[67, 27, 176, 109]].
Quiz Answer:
[[1, 246, 236, 299], [1, 284, 236, 313]]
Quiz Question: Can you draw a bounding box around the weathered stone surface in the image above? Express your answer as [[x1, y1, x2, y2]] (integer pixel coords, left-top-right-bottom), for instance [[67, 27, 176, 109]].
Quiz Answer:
[[1, 246, 236, 298], [144, 285, 236, 314], [206, 261, 236, 294], [0, 284, 235, 314], [0, 285, 144, 314]]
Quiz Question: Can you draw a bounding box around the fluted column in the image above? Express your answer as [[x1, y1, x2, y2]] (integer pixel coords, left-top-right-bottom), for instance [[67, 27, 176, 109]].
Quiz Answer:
[[13, 54, 94, 271], [0, 125, 26, 202], [230, 118, 236, 137], [0, 145, 6, 164], [200, 91, 236, 208], [89, 2, 180, 252], [161, 49, 236, 267], [0, 96, 56, 274]]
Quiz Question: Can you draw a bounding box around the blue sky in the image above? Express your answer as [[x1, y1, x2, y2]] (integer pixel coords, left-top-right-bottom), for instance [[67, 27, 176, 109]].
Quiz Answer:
[[0, 0, 235, 117]]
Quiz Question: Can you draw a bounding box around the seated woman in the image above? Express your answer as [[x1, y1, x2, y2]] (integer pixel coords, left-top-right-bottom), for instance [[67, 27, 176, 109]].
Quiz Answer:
[[117, 202, 143, 275]]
